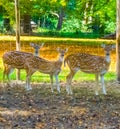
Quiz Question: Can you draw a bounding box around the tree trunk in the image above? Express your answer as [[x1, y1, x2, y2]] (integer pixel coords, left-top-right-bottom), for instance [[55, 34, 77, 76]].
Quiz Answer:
[[23, 14, 32, 33], [116, 0, 120, 82], [15, 0, 20, 80], [57, 7, 64, 30]]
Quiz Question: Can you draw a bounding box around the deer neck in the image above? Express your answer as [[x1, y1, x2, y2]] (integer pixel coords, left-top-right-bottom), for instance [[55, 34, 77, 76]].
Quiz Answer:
[[58, 55, 64, 62], [105, 53, 111, 63], [34, 50, 39, 56]]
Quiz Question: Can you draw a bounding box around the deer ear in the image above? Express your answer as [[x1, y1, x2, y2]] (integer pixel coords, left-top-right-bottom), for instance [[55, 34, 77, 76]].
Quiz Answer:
[[56, 48, 60, 52], [40, 43, 44, 48], [30, 43, 35, 47], [101, 44, 105, 48], [65, 48, 68, 52], [112, 44, 116, 49]]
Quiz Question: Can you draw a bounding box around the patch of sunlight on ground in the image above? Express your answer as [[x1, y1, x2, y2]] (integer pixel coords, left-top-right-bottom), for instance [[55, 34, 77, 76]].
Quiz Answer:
[[0, 108, 31, 116]]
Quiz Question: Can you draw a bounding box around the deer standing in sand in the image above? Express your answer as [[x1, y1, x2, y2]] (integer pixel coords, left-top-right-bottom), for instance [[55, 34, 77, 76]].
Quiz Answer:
[[64, 44, 115, 95], [3, 48, 67, 92], [3, 43, 44, 81]]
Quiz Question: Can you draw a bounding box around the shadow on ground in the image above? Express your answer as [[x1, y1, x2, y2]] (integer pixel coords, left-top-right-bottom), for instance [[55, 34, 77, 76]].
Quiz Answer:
[[0, 81, 120, 129]]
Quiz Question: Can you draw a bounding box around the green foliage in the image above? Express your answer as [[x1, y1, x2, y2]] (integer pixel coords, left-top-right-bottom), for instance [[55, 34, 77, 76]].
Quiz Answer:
[[104, 21, 116, 34], [0, 0, 117, 36], [35, 27, 101, 38], [61, 17, 81, 32]]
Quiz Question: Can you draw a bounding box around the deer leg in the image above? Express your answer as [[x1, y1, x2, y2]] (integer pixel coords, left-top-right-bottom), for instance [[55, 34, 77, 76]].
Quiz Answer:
[[26, 75, 29, 90], [50, 74, 54, 93], [26, 75, 32, 90], [66, 70, 76, 95], [95, 74, 99, 95], [54, 75, 60, 93], [7, 67, 14, 81], [3, 64, 14, 81], [3, 64, 7, 81], [26, 70, 33, 90], [100, 74, 107, 95]]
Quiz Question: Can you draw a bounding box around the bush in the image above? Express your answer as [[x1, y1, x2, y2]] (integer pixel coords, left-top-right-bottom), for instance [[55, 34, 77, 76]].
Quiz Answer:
[[104, 21, 116, 34]]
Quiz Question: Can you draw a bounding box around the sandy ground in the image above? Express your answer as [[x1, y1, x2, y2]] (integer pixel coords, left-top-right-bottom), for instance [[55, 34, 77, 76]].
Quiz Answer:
[[0, 81, 120, 129]]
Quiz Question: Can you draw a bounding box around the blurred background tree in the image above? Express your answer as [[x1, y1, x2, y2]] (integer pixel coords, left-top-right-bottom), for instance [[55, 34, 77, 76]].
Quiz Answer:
[[0, 0, 116, 38]]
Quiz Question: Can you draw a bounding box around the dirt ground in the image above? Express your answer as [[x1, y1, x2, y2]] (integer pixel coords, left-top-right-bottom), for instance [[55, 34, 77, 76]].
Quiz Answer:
[[0, 81, 120, 129]]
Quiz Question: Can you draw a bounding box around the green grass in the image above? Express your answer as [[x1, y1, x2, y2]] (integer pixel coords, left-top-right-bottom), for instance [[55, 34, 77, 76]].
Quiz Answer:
[[0, 68, 116, 83]]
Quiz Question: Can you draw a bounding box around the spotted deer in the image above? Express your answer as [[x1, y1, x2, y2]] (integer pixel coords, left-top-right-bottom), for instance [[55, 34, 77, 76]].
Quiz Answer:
[[24, 48, 67, 92], [3, 48, 67, 92], [3, 51, 33, 81], [3, 43, 44, 81], [64, 44, 115, 95], [30, 42, 44, 56]]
